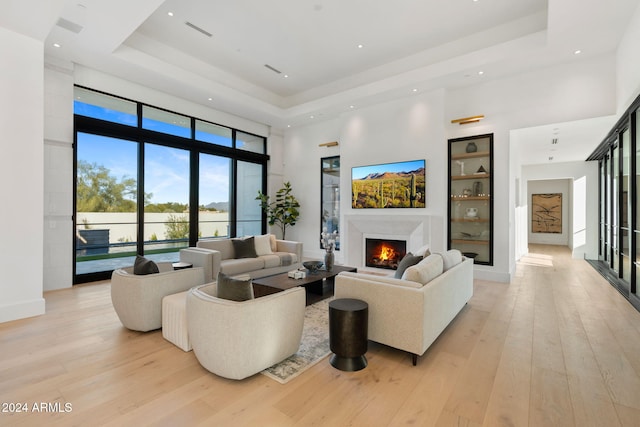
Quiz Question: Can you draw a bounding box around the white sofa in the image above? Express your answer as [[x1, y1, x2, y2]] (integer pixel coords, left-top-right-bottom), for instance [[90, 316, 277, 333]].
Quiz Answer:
[[111, 262, 206, 332], [194, 234, 302, 280], [187, 283, 306, 380], [334, 251, 473, 365]]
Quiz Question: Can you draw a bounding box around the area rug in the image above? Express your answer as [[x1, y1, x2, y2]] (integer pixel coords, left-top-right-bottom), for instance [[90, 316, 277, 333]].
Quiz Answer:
[[261, 297, 332, 384]]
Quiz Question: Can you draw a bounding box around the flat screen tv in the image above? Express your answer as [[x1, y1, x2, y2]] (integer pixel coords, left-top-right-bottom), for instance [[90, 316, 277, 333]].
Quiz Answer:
[[352, 159, 425, 208]]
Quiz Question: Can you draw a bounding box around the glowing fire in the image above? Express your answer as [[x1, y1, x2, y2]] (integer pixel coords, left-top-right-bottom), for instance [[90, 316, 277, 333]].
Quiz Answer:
[[377, 245, 397, 261]]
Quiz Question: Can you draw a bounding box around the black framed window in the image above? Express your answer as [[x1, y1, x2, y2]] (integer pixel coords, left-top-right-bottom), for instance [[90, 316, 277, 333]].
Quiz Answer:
[[73, 86, 268, 283]]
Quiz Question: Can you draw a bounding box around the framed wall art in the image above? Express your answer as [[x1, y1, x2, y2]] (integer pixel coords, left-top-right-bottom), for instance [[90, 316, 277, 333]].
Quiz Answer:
[[532, 193, 562, 233], [351, 159, 425, 209]]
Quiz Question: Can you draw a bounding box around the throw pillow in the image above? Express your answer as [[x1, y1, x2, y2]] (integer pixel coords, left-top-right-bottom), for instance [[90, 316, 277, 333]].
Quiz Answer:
[[394, 252, 423, 279], [217, 272, 254, 301], [133, 255, 159, 275], [414, 244, 431, 258], [440, 249, 463, 271], [269, 234, 278, 252], [401, 254, 443, 285], [254, 234, 273, 256], [232, 236, 258, 258]]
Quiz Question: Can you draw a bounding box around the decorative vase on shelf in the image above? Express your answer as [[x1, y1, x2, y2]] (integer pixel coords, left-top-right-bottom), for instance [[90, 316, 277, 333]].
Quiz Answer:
[[324, 250, 334, 272], [466, 142, 478, 153], [473, 181, 483, 196]]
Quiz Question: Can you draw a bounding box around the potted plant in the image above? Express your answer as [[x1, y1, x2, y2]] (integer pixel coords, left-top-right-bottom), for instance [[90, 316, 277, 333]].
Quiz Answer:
[[256, 181, 300, 240]]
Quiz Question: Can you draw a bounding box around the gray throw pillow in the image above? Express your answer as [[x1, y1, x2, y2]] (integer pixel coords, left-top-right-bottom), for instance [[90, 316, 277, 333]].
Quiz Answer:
[[217, 272, 255, 301], [232, 236, 258, 258], [133, 255, 159, 275], [394, 252, 423, 279]]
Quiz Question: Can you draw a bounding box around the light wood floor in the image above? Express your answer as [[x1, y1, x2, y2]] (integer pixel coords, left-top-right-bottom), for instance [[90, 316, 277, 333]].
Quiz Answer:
[[2, 244, 640, 426]]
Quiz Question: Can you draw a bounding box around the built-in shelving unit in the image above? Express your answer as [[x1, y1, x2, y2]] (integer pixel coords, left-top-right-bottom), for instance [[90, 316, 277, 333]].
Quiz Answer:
[[321, 156, 340, 249], [447, 134, 494, 265]]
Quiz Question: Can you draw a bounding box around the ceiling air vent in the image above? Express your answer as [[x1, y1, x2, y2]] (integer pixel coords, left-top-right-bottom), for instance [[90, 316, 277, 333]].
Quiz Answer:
[[264, 64, 282, 74], [552, 138, 558, 144], [185, 21, 212, 38], [56, 17, 83, 34]]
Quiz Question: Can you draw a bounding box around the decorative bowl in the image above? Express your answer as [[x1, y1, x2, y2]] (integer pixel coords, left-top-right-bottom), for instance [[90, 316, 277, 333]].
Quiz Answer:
[[303, 260, 324, 273]]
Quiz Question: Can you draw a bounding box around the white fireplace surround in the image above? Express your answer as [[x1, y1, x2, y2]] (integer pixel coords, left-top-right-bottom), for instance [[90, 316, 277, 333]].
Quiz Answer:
[[343, 214, 443, 270]]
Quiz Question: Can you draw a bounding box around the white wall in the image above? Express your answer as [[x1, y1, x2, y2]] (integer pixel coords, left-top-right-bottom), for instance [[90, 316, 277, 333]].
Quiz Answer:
[[282, 54, 617, 283], [527, 179, 571, 246], [448, 56, 614, 279], [0, 28, 46, 322], [522, 162, 598, 259], [284, 91, 447, 264], [617, 2, 640, 113]]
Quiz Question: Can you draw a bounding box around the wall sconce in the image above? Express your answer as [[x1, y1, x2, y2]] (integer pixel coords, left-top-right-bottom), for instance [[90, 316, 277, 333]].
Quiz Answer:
[[451, 115, 485, 125], [319, 141, 339, 147]]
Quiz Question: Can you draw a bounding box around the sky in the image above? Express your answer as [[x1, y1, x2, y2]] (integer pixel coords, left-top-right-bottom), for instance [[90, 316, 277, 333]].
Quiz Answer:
[[76, 103, 231, 205], [351, 159, 425, 180]]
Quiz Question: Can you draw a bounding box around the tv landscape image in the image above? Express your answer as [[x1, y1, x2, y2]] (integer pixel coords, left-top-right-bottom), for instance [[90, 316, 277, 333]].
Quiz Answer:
[[352, 159, 426, 209]]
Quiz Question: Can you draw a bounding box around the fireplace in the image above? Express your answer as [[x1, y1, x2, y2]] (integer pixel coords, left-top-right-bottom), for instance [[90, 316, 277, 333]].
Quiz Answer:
[[365, 238, 407, 270]]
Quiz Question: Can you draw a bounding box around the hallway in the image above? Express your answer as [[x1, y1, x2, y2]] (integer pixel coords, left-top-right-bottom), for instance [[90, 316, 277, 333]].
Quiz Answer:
[[495, 244, 640, 426]]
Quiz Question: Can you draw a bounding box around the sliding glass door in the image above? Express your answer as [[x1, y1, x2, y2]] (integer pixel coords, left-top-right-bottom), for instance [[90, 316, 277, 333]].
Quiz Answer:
[[143, 144, 191, 259], [75, 133, 138, 276]]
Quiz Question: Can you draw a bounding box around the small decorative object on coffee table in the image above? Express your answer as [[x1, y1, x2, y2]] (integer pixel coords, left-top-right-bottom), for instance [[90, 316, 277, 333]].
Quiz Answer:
[[303, 260, 323, 274], [321, 227, 338, 271]]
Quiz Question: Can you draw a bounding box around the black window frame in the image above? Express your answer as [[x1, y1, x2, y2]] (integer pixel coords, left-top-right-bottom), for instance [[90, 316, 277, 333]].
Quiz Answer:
[[73, 86, 268, 283]]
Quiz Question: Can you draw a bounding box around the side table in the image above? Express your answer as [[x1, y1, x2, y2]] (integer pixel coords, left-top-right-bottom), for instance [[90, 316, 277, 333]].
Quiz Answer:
[[329, 298, 368, 371]]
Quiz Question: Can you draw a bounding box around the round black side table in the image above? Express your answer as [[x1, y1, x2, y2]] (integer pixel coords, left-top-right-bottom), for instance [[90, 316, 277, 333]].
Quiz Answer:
[[329, 298, 368, 371]]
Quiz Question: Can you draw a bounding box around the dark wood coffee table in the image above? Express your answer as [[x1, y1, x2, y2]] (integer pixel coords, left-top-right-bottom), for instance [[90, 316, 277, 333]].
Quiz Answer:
[[252, 264, 356, 305]]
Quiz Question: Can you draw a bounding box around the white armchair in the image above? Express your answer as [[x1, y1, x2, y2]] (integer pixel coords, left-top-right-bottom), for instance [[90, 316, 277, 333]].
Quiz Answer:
[[186, 283, 306, 380], [111, 262, 206, 332]]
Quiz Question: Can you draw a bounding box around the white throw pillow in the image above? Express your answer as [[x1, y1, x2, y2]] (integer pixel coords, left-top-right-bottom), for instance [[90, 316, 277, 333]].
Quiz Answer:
[[401, 253, 443, 285], [254, 234, 273, 256], [414, 244, 431, 258], [440, 249, 462, 271]]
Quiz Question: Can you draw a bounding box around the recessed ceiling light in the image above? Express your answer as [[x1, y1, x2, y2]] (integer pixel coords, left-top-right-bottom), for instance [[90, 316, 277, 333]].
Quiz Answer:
[[287, 124, 291, 128], [167, 11, 174, 17], [207, 97, 213, 101], [478, 71, 484, 75], [284, 74, 289, 78], [357, 44, 364, 49], [310, 115, 314, 119], [53, 43, 61, 48], [574, 49, 581, 55], [412, 88, 418, 92], [349, 105, 355, 109]]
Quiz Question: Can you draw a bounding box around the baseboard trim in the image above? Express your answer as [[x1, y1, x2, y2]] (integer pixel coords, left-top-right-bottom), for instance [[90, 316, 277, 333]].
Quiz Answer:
[[0, 298, 46, 323], [472, 268, 511, 283]]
